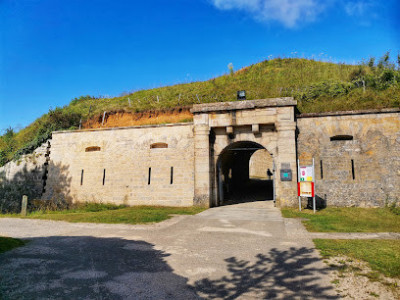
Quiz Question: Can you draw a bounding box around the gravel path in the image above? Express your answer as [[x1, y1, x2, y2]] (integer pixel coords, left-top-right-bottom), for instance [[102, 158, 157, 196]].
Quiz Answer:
[[0, 201, 338, 299]]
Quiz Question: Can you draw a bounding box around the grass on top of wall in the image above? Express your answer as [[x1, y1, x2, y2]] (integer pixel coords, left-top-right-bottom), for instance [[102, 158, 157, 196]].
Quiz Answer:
[[0, 236, 26, 254], [314, 239, 400, 278], [281, 207, 400, 233], [2, 55, 400, 168], [0, 203, 206, 225]]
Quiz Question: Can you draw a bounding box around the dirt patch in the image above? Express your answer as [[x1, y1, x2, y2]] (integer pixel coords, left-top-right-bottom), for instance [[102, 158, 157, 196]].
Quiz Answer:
[[326, 256, 400, 299], [83, 107, 193, 129]]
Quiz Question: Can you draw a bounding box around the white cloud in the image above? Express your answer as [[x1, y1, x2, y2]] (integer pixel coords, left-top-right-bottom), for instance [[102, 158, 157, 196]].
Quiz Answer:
[[210, 0, 327, 28], [344, 1, 373, 16]]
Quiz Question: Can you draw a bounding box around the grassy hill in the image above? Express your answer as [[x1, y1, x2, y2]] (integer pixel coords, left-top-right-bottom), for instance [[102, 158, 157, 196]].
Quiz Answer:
[[1, 56, 400, 166]]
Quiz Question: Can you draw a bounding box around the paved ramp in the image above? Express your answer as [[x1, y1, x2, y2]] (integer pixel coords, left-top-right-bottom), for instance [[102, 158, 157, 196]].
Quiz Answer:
[[0, 202, 337, 299], [196, 201, 283, 221]]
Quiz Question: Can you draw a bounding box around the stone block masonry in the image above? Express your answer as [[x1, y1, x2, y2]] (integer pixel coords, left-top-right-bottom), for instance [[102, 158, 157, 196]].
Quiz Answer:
[[43, 123, 195, 206], [0, 140, 50, 198], [297, 110, 400, 207], [3, 98, 395, 209]]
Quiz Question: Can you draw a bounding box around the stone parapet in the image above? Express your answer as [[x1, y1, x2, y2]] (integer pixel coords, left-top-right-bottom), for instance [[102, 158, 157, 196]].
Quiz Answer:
[[191, 98, 296, 113]]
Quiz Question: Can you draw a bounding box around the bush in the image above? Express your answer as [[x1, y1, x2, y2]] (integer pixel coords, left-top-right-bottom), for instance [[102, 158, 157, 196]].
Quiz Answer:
[[385, 198, 400, 216], [295, 80, 353, 102], [0, 170, 43, 214], [0, 108, 82, 166]]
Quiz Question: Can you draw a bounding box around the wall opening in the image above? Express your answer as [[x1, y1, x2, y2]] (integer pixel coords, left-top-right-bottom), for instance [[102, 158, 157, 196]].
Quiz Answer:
[[170, 167, 174, 184], [330, 135, 353, 141], [80, 169, 84, 185], [148, 167, 151, 185], [217, 141, 273, 206], [150, 143, 168, 149], [103, 169, 106, 185], [351, 159, 355, 180], [320, 160, 323, 179], [85, 146, 101, 152]]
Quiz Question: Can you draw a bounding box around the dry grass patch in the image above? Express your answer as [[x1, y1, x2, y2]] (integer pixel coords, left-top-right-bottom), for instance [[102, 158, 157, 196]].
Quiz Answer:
[[315, 240, 400, 299]]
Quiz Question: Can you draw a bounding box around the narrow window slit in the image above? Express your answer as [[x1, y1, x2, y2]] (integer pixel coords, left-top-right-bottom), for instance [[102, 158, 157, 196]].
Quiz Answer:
[[150, 143, 168, 149], [85, 146, 101, 152], [330, 135, 353, 141], [103, 169, 106, 185], [351, 159, 355, 180], [148, 168, 151, 185], [80, 169, 84, 185], [320, 160, 323, 179], [170, 167, 174, 184]]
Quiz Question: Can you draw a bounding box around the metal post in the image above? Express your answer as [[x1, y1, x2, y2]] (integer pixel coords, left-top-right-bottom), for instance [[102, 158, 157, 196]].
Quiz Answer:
[[298, 159, 301, 211], [312, 158, 316, 214], [273, 161, 276, 207]]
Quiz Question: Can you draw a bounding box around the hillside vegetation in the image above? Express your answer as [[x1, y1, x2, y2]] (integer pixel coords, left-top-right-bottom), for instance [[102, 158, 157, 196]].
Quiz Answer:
[[1, 55, 400, 167]]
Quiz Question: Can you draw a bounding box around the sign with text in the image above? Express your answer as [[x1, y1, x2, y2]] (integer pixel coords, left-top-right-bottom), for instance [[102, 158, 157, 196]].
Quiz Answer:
[[298, 182, 314, 197], [299, 166, 313, 182], [298, 158, 316, 212]]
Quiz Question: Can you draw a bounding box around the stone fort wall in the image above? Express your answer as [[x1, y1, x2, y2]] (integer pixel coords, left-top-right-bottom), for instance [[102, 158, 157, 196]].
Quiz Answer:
[[43, 123, 195, 206], [249, 150, 274, 179], [297, 110, 400, 207], [2, 99, 399, 209]]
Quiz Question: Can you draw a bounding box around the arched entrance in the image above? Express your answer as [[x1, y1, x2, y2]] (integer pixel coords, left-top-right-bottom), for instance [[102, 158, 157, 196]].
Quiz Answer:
[[216, 141, 275, 205]]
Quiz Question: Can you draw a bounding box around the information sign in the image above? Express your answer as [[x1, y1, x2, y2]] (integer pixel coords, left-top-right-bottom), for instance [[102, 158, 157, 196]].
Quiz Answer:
[[299, 166, 313, 182], [298, 182, 314, 197], [297, 158, 316, 213]]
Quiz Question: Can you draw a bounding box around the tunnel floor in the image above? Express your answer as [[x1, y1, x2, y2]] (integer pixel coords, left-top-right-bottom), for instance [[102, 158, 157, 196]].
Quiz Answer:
[[221, 179, 274, 206]]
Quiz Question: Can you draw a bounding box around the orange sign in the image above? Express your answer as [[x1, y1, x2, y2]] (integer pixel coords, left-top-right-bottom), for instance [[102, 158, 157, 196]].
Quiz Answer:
[[298, 182, 314, 197]]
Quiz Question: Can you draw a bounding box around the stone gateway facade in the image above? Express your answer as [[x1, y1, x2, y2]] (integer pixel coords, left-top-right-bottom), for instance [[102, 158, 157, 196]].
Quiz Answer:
[[4, 98, 398, 208]]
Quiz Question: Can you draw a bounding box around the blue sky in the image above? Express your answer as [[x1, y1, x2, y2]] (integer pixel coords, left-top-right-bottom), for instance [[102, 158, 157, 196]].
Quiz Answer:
[[0, 0, 399, 132]]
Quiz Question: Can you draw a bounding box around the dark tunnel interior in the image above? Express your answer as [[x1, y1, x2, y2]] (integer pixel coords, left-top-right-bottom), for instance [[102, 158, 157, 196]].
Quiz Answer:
[[217, 141, 274, 205]]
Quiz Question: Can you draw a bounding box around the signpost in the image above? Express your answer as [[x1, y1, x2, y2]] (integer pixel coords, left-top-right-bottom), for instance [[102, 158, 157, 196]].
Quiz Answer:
[[297, 158, 316, 213]]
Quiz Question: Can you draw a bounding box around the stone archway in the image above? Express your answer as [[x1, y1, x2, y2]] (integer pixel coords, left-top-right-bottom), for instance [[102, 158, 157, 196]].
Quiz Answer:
[[216, 141, 275, 205], [191, 98, 298, 208]]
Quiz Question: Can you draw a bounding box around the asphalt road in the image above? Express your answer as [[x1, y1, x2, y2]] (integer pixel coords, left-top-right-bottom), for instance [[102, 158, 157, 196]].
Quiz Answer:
[[0, 201, 337, 299]]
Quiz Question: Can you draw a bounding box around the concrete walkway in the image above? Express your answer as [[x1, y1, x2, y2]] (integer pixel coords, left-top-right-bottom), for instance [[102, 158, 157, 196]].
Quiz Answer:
[[308, 232, 400, 240], [0, 201, 337, 299]]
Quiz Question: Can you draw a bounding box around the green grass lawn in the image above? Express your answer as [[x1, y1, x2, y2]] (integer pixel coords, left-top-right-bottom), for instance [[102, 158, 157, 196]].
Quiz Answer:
[[0, 204, 206, 225], [314, 239, 400, 278], [0, 236, 26, 254], [281, 207, 400, 232]]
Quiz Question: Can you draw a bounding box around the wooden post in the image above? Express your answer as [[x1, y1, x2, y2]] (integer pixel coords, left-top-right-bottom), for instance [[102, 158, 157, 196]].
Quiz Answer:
[[21, 195, 28, 216]]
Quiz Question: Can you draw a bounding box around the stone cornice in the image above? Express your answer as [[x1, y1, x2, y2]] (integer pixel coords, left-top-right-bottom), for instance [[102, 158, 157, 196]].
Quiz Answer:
[[191, 98, 296, 114]]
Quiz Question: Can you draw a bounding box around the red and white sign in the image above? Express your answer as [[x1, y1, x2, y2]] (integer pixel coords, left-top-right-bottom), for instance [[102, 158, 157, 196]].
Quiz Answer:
[[298, 182, 315, 197]]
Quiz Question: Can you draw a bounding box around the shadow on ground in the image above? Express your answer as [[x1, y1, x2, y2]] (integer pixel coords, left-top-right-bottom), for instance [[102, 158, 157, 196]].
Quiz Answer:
[[195, 247, 337, 299], [0, 237, 336, 299], [0, 236, 198, 299]]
